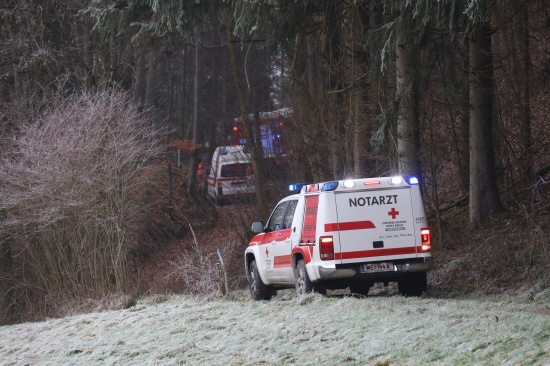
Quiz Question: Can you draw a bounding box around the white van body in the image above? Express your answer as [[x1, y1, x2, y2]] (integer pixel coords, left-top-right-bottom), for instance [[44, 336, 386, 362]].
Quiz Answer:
[[244, 176, 433, 300], [207, 146, 255, 204]]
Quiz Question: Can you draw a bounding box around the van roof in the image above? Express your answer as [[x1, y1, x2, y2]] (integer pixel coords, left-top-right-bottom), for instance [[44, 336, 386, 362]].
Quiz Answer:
[[215, 145, 251, 164]]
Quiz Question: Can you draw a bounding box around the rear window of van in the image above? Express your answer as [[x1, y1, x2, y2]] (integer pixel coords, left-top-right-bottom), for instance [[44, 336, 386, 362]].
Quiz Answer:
[[221, 163, 251, 178]]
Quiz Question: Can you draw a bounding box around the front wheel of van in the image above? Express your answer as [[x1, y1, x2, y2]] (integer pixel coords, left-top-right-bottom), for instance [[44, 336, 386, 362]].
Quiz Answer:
[[248, 260, 273, 301]]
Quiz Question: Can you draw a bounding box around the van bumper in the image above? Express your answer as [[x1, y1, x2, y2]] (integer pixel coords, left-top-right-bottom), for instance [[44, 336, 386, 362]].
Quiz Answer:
[[318, 257, 434, 280], [318, 265, 356, 280], [396, 257, 434, 272]]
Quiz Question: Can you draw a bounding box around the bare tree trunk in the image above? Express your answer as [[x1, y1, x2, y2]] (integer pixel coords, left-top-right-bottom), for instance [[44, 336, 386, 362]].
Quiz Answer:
[[283, 33, 318, 182], [306, 33, 328, 181], [254, 111, 265, 161], [469, 23, 503, 228], [135, 52, 146, 110], [181, 44, 189, 139], [186, 34, 200, 196], [226, 29, 269, 219], [81, 20, 94, 88], [144, 49, 158, 109], [353, 85, 366, 177], [351, 3, 370, 178], [0, 234, 14, 325], [326, 1, 344, 180], [458, 61, 470, 194], [329, 95, 343, 179], [107, 29, 117, 85], [516, 3, 533, 181], [395, 12, 421, 177]]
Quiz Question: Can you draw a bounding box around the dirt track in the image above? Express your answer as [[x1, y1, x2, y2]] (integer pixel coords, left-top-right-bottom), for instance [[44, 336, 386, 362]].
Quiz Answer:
[[139, 200, 257, 294]]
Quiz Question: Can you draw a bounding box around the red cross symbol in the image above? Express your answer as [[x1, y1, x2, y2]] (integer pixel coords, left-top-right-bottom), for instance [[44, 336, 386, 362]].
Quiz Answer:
[[265, 247, 269, 257], [388, 207, 399, 219]]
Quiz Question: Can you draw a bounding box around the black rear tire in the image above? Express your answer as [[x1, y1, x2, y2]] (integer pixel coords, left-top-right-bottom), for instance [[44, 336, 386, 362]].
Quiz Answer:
[[248, 260, 273, 300], [398, 272, 427, 297], [295, 259, 326, 296]]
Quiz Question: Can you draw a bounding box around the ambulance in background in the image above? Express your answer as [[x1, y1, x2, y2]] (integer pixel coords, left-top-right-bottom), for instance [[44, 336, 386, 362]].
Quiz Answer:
[[207, 146, 255, 205]]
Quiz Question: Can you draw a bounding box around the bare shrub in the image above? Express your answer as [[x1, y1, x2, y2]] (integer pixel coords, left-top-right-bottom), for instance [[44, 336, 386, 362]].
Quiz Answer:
[[0, 90, 166, 311], [169, 224, 241, 297], [431, 204, 550, 295]]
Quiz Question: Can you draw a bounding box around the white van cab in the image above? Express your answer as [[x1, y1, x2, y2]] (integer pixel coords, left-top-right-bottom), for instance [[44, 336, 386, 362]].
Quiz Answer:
[[244, 176, 433, 300], [207, 146, 255, 204]]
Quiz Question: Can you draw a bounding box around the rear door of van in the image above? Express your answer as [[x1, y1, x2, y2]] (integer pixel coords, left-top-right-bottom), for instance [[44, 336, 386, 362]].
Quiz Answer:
[[332, 185, 418, 265], [218, 162, 254, 197]]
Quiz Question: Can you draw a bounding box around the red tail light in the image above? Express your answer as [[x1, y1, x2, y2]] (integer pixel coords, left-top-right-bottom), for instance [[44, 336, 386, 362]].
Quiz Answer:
[[319, 236, 334, 260], [420, 228, 431, 252]]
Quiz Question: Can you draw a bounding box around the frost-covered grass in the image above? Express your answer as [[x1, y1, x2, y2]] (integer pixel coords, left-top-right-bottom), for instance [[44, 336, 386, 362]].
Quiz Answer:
[[1, 291, 549, 366]]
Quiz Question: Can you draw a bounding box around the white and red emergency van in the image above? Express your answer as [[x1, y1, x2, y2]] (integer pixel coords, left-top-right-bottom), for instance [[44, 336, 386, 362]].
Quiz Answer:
[[244, 176, 433, 300], [207, 146, 254, 204]]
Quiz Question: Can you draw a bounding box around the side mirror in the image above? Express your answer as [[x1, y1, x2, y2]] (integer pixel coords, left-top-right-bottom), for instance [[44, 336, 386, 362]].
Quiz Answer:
[[251, 221, 264, 233]]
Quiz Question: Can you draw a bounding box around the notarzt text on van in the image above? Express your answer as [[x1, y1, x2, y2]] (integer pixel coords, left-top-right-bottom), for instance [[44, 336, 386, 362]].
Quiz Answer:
[[349, 195, 398, 207]]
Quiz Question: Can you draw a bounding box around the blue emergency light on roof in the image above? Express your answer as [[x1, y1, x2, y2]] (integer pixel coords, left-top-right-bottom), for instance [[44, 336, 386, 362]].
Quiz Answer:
[[322, 181, 339, 191], [405, 176, 419, 185], [289, 183, 305, 192], [243, 146, 250, 154], [220, 147, 228, 155]]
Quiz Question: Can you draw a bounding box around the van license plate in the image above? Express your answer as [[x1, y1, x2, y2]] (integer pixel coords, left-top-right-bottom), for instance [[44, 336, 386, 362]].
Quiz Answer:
[[361, 262, 393, 273]]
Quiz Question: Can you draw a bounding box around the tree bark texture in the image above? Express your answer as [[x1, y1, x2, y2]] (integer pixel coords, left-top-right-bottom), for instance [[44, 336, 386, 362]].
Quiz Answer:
[[351, 3, 370, 178], [516, 3, 533, 181], [134, 52, 147, 110], [395, 14, 421, 177], [326, 1, 344, 179], [469, 24, 503, 228], [144, 48, 158, 109], [186, 34, 200, 196], [226, 29, 269, 219], [0, 234, 14, 325]]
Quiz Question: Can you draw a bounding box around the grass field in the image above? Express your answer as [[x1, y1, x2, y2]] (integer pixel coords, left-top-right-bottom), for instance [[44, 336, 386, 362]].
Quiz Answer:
[[1, 289, 549, 366]]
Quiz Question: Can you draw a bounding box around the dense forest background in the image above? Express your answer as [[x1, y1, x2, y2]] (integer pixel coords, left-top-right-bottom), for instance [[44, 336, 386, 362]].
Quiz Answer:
[[1, 0, 549, 324]]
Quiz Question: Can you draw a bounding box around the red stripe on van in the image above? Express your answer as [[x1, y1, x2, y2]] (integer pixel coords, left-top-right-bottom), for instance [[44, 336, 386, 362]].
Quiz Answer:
[[301, 195, 319, 244], [273, 254, 292, 268], [335, 246, 416, 260], [324, 220, 376, 232]]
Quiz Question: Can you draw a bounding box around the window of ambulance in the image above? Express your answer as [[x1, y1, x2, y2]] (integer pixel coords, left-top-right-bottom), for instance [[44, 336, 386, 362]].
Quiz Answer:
[[267, 202, 288, 232], [220, 163, 251, 178], [266, 199, 298, 232], [282, 200, 298, 229]]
